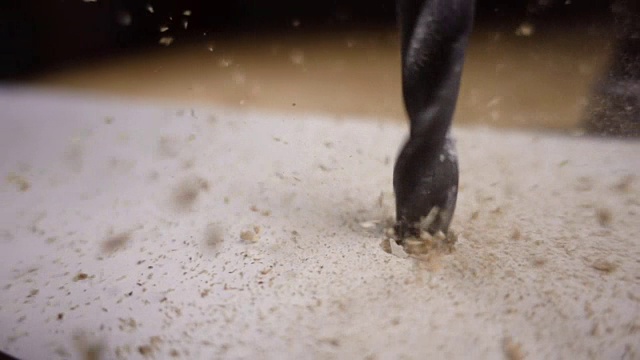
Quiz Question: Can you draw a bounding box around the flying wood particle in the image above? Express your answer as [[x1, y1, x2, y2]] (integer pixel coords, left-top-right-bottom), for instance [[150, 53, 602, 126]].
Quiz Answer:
[[531, 257, 546, 267], [596, 208, 612, 227], [591, 259, 617, 273], [159, 37, 174, 46], [320, 338, 340, 347], [118, 317, 138, 332], [73, 273, 89, 282], [138, 345, 153, 357], [157, 136, 179, 158], [172, 177, 209, 211], [102, 232, 131, 254], [613, 175, 634, 193], [6, 173, 30, 192], [575, 176, 593, 192], [203, 224, 224, 251], [503, 337, 525, 360], [73, 332, 104, 360]]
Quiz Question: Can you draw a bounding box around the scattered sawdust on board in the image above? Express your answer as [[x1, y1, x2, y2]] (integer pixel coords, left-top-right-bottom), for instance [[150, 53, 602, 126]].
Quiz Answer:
[[503, 336, 525, 360], [118, 318, 138, 332], [240, 228, 259, 242], [382, 225, 457, 271], [250, 205, 272, 216], [137, 336, 163, 358]]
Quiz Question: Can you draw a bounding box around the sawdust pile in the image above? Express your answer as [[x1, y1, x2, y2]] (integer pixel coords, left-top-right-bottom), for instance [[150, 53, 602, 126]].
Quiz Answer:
[[381, 224, 457, 270]]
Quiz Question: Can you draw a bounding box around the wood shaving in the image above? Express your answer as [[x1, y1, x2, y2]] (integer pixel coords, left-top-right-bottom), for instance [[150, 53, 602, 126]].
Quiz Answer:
[[359, 220, 379, 229], [240, 230, 258, 242], [403, 230, 457, 257], [382, 222, 457, 269], [380, 237, 409, 258]]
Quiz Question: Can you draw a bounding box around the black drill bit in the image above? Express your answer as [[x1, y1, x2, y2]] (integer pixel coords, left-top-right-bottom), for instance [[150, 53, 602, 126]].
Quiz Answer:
[[393, 0, 475, 239]]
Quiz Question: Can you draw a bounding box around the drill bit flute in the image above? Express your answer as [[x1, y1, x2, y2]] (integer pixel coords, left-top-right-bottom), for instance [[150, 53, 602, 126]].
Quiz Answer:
[[393, 0, 475, 240]]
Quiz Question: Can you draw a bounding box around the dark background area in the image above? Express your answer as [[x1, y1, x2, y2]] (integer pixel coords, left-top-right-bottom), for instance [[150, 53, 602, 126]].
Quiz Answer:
[[1, 0, 613, 79]]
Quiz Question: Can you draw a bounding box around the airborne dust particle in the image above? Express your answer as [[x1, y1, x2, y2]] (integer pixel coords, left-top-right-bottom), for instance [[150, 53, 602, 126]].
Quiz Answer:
[[203, 224, 224, 251], [171, 177, 209, 211]]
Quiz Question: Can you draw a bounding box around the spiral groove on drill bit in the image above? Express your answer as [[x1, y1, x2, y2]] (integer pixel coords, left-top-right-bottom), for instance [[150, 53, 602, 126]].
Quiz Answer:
[[393, 0, 475, 239]]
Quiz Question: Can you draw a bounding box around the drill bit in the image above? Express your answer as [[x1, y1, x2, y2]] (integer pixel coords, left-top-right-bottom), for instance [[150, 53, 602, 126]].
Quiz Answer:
[[393, 0, 475, 239]]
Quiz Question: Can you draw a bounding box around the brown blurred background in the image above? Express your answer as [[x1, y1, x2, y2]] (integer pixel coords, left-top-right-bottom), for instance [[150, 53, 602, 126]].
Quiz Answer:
[[1, 1, 618, 131]]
